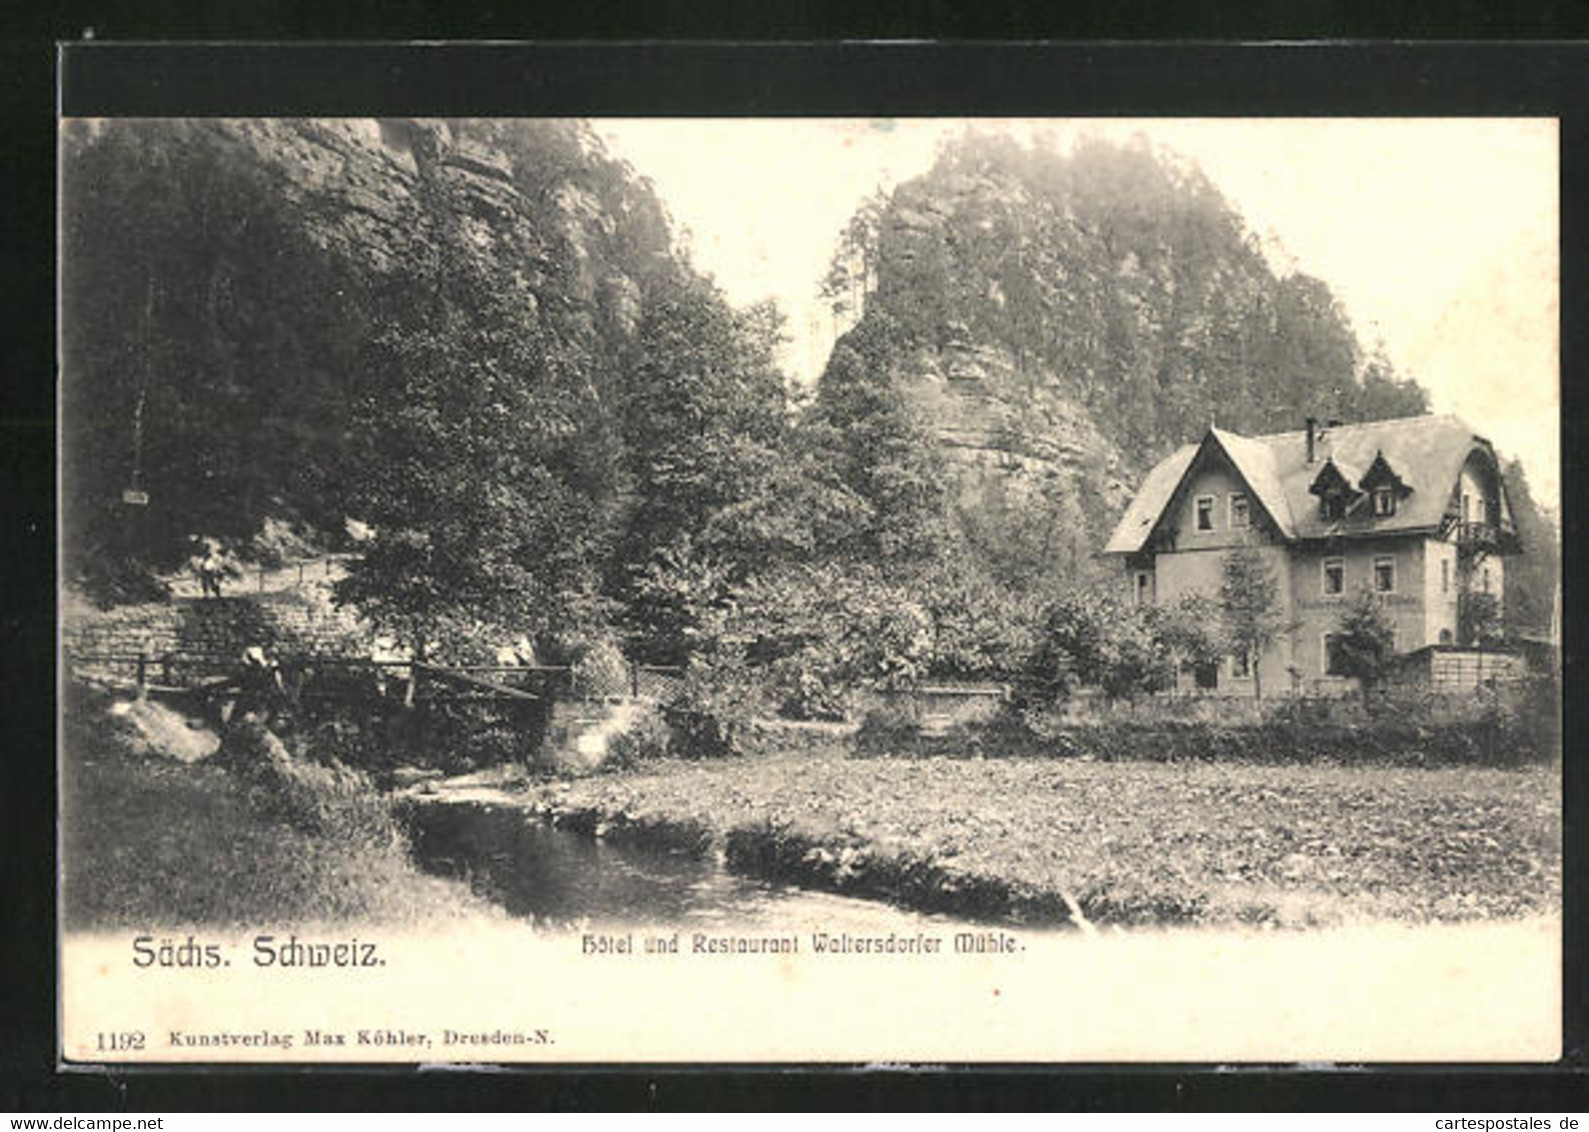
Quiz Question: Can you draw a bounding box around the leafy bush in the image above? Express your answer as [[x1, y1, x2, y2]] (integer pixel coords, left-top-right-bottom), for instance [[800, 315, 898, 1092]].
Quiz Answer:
[[1333, 588, 1398, 691], [569, 636, 630, 701], [1025, 590, 1169, 704], [1459, 590, 1503, 647], [722, 563, 934, 720], [982, 690, 1559, 768], [660, 669, 761, 760], [215, 716, 399, 843], [602, 708, 673, 772], [300, 713, 391, 775], [768, 657, 854, 722], [913, 552, 1040, 681], [854, 698, 925, 753]]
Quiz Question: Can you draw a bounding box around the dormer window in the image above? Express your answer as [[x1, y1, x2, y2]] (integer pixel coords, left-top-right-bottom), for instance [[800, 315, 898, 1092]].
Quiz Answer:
[[1359, 450, 1410, 520], [1308, 457, 1360, 521]]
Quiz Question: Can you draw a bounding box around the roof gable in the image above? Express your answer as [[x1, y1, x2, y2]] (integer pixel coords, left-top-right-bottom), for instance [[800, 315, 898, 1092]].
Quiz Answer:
[[1359, 450, 1412, 496], [1104, 428, 1296, 556], [1306, 456, 1361, 499]]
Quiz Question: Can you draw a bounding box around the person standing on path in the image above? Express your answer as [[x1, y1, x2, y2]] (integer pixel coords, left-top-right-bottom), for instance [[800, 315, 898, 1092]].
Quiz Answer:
[[201, 547, 224, 597]]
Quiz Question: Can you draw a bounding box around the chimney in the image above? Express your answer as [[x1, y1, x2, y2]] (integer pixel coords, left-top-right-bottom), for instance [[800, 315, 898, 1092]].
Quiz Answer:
[[1305, 416, 1317, 464]]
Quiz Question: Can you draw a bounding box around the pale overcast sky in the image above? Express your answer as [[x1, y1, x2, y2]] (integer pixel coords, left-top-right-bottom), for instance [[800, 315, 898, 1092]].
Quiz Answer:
[[596, 118, 1559, 508]]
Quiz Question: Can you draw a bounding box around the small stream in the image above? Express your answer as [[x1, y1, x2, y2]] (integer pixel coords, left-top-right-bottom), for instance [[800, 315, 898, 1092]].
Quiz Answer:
[[406, 802, 967, 932]]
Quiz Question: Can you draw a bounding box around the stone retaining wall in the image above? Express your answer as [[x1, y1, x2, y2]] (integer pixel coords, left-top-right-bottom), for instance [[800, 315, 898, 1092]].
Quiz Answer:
[[64, 591, 369, 684]]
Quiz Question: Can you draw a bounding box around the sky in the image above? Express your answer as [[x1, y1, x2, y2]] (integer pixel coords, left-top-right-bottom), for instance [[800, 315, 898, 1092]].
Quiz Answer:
[[595, 118, 1559, 508]]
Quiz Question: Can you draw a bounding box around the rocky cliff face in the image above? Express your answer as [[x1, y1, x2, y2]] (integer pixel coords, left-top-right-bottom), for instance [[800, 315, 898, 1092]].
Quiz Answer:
[[823, 134, 1429, 576], [195, 118, 660, 332], [893, 333, 1135, 518]]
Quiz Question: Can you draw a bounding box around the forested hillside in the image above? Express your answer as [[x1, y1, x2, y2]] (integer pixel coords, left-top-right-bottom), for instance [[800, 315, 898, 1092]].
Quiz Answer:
[[816, 132, 1432, 584], [61, 119, 780, 639], [61, 121, 1557, 681]]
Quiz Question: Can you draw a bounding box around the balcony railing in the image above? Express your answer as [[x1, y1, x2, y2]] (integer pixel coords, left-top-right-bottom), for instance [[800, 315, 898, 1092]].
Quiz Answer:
[[1456, 521, 1499, 546], [1453, 519, 1518, 554]]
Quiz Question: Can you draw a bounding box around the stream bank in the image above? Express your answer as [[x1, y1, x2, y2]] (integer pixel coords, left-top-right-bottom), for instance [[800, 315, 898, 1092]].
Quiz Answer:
[[399, 749, 1561, 931]]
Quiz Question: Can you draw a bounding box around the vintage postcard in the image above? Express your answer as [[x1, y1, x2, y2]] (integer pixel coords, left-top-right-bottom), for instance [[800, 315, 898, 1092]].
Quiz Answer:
[[58, 111, 1561, 1064]]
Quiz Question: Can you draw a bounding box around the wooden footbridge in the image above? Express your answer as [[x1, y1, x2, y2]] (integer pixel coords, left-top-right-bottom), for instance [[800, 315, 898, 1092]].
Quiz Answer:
[[64, 647, 681, 714]]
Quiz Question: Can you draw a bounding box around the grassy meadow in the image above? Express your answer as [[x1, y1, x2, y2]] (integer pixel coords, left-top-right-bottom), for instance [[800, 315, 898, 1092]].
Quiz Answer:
[[529, 750, 1561, 929], [60, 691, 494, 931]]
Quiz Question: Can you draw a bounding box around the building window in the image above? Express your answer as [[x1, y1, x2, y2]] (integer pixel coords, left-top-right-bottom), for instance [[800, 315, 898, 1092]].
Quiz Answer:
[[1133, 571, 1152, 607], [1230, 650, 1251, 679], [1195, 495, 1216, 532], [1322, 557, 1345, 596], [1373, 488, 1396, 517], [1461, 492, 1472, 522], [1439, 628, 1453, 645], [1441, 557, 1450, 595], [1324, 633, 1349, 677], [1373, 554, 1396, 594], [1481, 565, 1492, 594], [1229, 492, 1250, 529]]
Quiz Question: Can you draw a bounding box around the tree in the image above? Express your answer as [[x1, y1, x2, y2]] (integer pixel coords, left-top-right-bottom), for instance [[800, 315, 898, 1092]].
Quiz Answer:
[[334, 169, 617, 665], [1333, 588, 1398, 696], [1459, 590, 1503, 648], [1500, 458, 1560, 639], [1026, 590, 1169, 704], [1151, 592, 1229, 683], [1219, 547, 1288, 700], [811, 314, 951, 562], [718, 563, 935, 720], [608, 276, 876, 661], [913, 548, 1041, 682], [819, 187, 889, 329], [61, 120, 369, 595]]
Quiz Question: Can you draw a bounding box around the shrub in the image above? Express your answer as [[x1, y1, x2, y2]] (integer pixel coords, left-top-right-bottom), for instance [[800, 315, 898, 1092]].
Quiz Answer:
[[1459, 590, 1503, 647], [215, 716, 399, 843], [768, 657, 853, 722], [602, 707, 672, 772], [79, 556, 174, 608], [1025, 590, 1169, 705], [660, 669, 760, 760], [1333, 588, 1398, 692], [854, 698, 924, 753], [976, 689, 1558, 768], [719, 563, 934, 720], [569, 636, 630, 701]]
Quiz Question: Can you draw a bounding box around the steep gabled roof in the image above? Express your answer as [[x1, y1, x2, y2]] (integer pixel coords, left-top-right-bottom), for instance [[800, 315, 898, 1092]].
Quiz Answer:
[[1102, 442, 1197, 555], [1104, 414, 1498, 555]]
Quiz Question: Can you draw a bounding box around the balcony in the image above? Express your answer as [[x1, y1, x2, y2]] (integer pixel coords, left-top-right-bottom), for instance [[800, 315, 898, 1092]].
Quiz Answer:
[[1453, 519, 1518, 555]]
